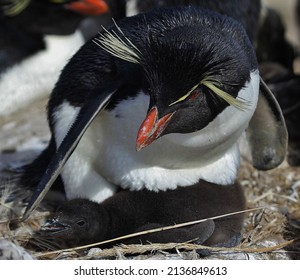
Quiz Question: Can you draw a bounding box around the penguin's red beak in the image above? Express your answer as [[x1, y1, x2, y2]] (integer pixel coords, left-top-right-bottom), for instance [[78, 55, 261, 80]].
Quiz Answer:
[[65, 0, 109, 15], [136, 107, 175, 151]]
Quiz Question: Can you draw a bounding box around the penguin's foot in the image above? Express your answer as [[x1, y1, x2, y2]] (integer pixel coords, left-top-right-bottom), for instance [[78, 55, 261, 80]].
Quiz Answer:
[[196, 233, 242, 257]]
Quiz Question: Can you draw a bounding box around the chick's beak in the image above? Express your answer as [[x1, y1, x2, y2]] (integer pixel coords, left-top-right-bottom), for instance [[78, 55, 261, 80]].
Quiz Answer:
[[65, 0, 109, 15], [136, 107, 175, 151]]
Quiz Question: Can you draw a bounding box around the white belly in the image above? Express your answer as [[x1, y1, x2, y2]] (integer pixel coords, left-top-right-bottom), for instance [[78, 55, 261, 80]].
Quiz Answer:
[[53, 71, 260, 202]]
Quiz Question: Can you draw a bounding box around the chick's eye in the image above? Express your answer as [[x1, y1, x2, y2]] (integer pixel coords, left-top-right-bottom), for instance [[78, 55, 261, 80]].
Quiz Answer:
[[77, 220, 86, 227]]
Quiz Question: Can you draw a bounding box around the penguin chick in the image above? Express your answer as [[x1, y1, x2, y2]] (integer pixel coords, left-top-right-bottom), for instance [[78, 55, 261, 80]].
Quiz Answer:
[[41, 181, 245, 248]]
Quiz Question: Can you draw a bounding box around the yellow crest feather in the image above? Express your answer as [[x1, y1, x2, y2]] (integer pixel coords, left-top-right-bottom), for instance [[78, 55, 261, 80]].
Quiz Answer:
[[169, 77, 251, 111], [2, 0, 31, 16], [201, 77, 251, 111], [93, 21, 142, 64]]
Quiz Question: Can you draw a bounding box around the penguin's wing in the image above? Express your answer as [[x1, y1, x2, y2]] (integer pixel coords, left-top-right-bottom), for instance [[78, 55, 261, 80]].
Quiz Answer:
[[22, 90, 116, 220], [246, 78, 288, 170]]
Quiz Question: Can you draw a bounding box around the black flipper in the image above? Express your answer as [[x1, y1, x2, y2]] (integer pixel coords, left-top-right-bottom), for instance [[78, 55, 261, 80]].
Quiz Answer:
[[22, 90, 116, 220], [246, 78, 288, 170]]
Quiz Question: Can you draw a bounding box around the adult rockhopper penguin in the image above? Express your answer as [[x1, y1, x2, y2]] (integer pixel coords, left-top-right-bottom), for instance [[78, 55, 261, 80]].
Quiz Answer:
[[0, 0, 125, 116], [21, 6, 287, 219], [0, 0, 111, 74]]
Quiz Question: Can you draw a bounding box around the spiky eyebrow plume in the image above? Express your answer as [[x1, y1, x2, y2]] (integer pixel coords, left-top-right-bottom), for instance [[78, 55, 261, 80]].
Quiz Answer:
[[93, 21, 142, 64], [169, 77, 251, 111], [200, 77, 251, 111], [1, 0, 31, 16]]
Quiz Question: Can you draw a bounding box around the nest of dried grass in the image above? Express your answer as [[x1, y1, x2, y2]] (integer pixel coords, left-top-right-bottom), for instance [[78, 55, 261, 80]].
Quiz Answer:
[[1, 156, 299, 260]]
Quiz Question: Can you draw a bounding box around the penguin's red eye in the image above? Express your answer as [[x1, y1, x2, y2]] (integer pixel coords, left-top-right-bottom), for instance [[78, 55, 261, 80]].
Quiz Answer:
[[169, 87, 201, 106], [190, 90, 201, 101]]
